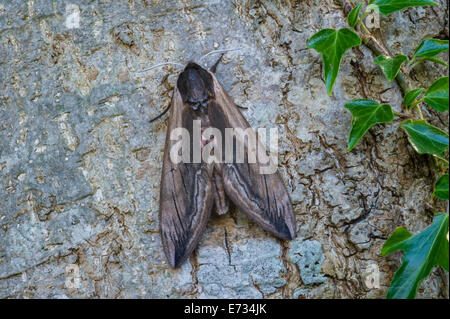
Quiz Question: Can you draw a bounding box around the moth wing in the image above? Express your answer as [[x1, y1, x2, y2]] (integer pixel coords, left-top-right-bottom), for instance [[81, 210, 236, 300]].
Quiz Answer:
[[208, 74, 297, 240], [160, 88, 214, 268]]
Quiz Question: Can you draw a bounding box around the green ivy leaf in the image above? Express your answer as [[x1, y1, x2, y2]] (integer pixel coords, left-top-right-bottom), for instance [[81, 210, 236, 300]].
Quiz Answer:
[[307, 28, 361, 96], [401, 119, 449, 157], [344, 99, 394, 151], [368, 0, 438, 16], [404, 88, 424, 108], [434, 174, 449, 200], [348, 2, 363, 28], [424, 76, 449, 112], [414, 38, 449, 59], [382, 213, 449, 299], [373, 54, 408, 82], [422, 57, 449, 67]]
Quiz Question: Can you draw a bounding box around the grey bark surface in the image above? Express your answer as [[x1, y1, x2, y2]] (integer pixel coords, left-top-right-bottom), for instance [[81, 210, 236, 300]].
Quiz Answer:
[[0, 0, 448, 298]]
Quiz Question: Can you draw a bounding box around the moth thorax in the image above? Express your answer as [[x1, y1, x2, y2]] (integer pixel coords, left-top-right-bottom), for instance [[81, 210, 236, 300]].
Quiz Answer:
[[190, 99, 210, 113]]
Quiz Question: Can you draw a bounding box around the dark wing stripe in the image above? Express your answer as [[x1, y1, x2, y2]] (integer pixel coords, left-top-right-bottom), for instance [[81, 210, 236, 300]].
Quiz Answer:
[[179, 167, 188, 193], [225, 163, 262, 208], [171, 190, 186, 234], [263, 174, 271, 219]]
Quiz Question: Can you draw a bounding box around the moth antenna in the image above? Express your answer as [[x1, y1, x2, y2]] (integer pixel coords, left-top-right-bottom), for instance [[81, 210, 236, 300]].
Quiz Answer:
[[138, 62, 184, 73], [199, 48, 242, 63], [149, 104, 171, 123], [138, 62, 182, 122], [210, 53, 224, 73]]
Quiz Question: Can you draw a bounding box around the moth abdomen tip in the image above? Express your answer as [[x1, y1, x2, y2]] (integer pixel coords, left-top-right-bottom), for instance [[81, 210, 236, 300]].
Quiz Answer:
[[169, 255, 184, 269], [279, 230, 296, 241]]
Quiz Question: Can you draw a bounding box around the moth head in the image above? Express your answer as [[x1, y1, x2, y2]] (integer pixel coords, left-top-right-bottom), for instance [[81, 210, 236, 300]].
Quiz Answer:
[[177, 62, 215, 111], [137, 48, 241, 115]]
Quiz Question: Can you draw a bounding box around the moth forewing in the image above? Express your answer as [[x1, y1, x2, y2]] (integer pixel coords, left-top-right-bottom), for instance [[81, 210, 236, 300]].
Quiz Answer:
[[208, 70, 297, 240], [159, 86, 214, 268]]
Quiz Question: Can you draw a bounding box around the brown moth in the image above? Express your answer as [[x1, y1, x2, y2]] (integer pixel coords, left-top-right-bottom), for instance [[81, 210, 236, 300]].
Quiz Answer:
[[157, 59, 296, 268]]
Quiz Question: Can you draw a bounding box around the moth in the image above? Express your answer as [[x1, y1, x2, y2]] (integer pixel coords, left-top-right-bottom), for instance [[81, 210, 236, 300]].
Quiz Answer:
[[154, 56, 296, 268]]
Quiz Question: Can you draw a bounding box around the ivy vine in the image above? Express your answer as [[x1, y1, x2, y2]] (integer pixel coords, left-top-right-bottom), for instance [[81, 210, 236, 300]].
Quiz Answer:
[[307, 0, 449, 298]]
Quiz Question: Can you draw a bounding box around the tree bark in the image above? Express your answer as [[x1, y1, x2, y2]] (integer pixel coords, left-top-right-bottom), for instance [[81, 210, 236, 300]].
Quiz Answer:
[[0, 0, 448, 298]]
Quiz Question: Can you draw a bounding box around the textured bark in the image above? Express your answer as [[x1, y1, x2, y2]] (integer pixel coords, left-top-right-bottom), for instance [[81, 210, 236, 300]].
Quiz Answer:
[[0, 0, 448, 298]]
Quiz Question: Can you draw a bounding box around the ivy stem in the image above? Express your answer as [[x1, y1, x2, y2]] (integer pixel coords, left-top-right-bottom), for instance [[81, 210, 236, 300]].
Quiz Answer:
[[408, 98, 425, 120], [435, 156, 449, 165], [341, 0, 412, 95], [415, 104, 425, 120], [393, 111, 413, 118], [409, 58, 425, 69], [409, 97, 424, 109], [407, 56, 417, 66], [360, 9, 370, 21], [359, 19, 391, 57]]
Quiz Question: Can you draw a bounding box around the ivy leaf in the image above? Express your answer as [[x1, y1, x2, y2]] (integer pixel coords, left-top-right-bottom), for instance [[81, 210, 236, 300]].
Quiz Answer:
[[424, 76, 449, 112], [404, 88, 424, 108], [401, 119, 449, 157], [424, 58, 448, 67], [344, 99, 394, 151], [368, 0, 438, 16], [307, 28, 361, 96], [348, 2, 363, 28], [414, 38, 449, 59], [373, 54, 408, 82], [434, 174, 449, 200], [382, 213, 449, 299], [423, 57, 449, 67]]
